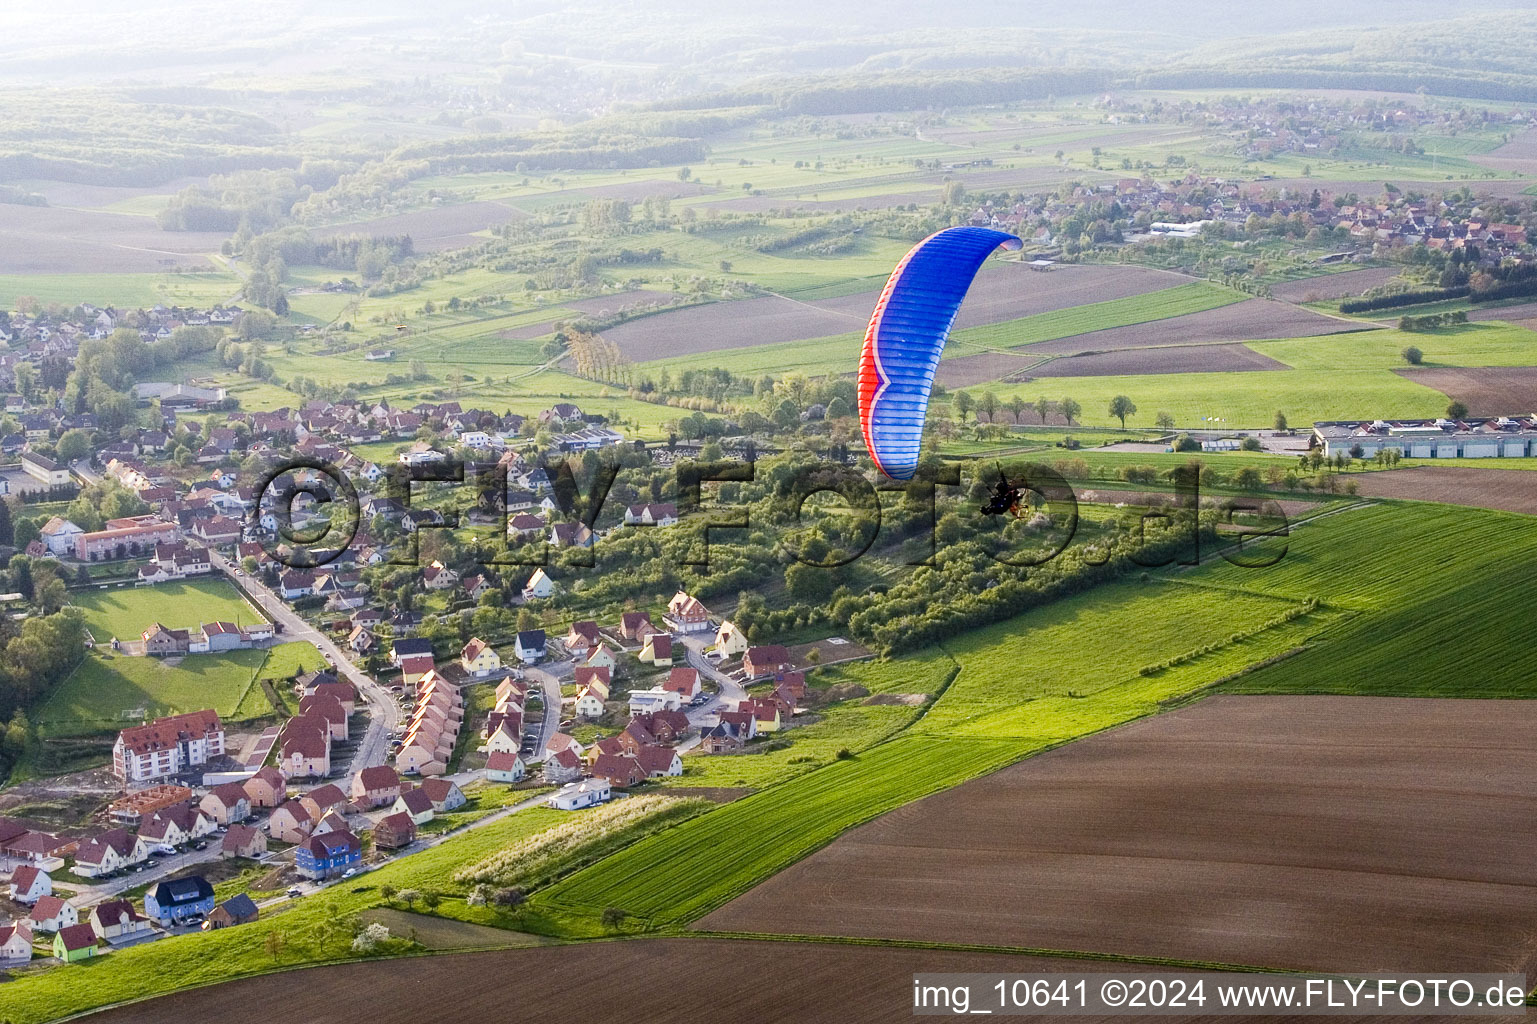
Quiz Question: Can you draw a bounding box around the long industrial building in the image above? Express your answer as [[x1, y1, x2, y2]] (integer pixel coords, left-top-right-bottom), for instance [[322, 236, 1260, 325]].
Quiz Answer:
[[1312, 417, 1537, 459]]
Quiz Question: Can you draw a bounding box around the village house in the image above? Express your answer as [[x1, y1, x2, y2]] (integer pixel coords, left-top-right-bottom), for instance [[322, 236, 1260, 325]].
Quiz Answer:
[[199, 782, 251, 825], [299, 783, 349, 822], [295, 829, 362, 880], [420, 777, 467, 813], [521, 567, 556, 601], [714, 620, 750, 658], [144, 876, 215, 926], [267, 799, 315, 844], [206, 893, 260, 929], [662, 666, 701, 701], [73, 828, 149, 878], [742, 645, 793, 680], [0, 920, 33, 967], [28, 895, 77, 933], [574, 665, 612, 719], [485, 750, 526, 783], [393, 787, 436, 825], [548, 778, 610, 810], [638, 633, 673, 666], [242, 765, 287, 808], [563, 620, 602, 659], [112, 709, 225, 784], [513, 629, 546, 664], [351, 764, 402, 809], [8, 864, 51, 904], [666, 590, 711, 633], [623, 502, 679, 527], [543, 746, 584, 784], [390, 637, 434, 667], [139, 802, 215, 848], [54, 923, 100, 963], [220, 823, 268, 860], [591, 752, 647, 788], [700, 721, 748, 753], [618, 611, 654, 642], [89, 899, 154, 941], [279, 716, 331, 779], [460, 637, 501, 677], [581, 644, 618, 673], [372, 811, 417, 850]]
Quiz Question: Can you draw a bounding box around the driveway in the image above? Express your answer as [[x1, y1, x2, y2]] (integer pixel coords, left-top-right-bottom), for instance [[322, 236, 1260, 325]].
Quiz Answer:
[[209, 549, 399, 772]]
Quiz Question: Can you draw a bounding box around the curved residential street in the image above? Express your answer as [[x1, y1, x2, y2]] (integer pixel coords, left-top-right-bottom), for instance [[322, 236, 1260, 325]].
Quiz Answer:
[[209, 549, 400, 772]]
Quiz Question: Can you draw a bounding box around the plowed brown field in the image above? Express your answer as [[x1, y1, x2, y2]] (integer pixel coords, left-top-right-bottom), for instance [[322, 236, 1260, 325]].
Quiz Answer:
[[699, 695, 1537, 976]]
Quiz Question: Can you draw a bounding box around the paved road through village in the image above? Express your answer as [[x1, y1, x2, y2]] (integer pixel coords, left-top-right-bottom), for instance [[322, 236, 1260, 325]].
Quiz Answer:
[[209, 549, 400, 772]]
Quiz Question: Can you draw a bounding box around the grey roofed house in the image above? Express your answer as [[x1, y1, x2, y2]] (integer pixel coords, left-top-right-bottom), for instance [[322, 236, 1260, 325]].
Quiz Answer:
[[392, 637, 434, 659], [151, 875, 214, 909]]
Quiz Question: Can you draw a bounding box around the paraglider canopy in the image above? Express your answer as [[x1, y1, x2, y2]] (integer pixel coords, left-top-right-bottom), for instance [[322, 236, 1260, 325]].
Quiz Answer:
[[858, 226, 1022, 480]]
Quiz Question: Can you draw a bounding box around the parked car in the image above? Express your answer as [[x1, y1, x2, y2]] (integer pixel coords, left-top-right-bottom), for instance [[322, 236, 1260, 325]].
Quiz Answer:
[[287, 887, 303, 898], [341, 868, 357, 879]]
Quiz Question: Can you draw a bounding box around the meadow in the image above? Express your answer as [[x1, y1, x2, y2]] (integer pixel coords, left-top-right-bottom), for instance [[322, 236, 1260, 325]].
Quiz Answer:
[[34, 649, 269, 737], [69, 579, 265, 641]]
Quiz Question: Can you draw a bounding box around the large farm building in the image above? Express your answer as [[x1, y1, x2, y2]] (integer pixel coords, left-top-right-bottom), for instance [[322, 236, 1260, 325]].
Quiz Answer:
[[1314, 417, 1537, 459]]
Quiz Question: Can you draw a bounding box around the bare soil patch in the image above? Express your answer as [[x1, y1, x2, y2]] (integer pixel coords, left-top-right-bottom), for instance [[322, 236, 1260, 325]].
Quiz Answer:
[[313, 201, 526, 252], [81, 938, 1220, 1024], [0, 204, 222, 273], [862, 693, 927, 706], [1023, 298, 1362, 356], [615, 264, 1179, 362], [1027, 343, 1289, 378], [1268, 267, 1403, 303], [1393, 366, 1537, 415], [700, 695, 1537, 975], [1348, 465, 1537, 513]]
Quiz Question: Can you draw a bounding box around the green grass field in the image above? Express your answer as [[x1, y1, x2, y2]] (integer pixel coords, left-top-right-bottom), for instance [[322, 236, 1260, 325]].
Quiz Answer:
[[0, 271, 239, 309], [69, 579, 265, 641], [35, 649, 269, 737]]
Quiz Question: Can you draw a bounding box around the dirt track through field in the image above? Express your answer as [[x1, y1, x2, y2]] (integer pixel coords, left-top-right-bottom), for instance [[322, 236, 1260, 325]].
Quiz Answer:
[[700, 695, 1537, 975], [615, 263, 1182, 362], [1393, 366, 1537, 415], [1348, 465, 1537, 513]]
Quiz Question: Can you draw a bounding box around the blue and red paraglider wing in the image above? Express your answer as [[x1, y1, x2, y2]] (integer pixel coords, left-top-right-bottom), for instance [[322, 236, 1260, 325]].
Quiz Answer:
[[857, 226, 1022, 480]]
